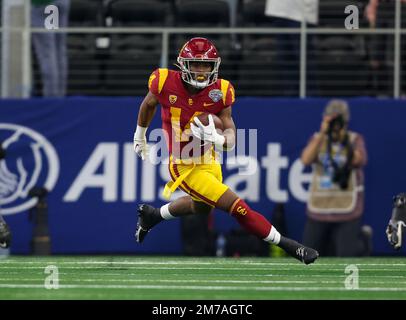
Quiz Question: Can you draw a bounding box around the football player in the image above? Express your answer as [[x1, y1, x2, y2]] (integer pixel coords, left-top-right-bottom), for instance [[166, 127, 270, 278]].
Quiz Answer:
[[0, 215, 11, 249], [386, 193, 406, 250], [0, 142, 11, 249], [133, 37, 318, 264]]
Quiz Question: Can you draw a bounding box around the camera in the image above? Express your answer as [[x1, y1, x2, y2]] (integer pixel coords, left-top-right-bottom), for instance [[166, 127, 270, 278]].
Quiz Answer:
[[332, 164, 351, 190], [326, 115, 353, 190], [328, 114, 345, 135]]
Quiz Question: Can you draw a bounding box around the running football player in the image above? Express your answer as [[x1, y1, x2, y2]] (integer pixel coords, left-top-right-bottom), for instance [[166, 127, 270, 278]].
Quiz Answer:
[[133, 37, 318, 264]]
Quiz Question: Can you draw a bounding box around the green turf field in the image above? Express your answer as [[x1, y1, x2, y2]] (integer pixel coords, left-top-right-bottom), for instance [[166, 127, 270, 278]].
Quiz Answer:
[[0, 256, 405, 299]]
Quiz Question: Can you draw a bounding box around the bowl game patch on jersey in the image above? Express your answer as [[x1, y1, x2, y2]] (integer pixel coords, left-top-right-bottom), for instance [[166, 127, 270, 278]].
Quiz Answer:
[[209, 89, 223, 102]]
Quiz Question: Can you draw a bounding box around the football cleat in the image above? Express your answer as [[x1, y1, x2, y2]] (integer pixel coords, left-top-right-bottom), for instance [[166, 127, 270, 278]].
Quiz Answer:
[[135, 204, 162, 243], [294, 246, 319, 265], [278, 236, 319, 265], [0, 220, 11, 249]]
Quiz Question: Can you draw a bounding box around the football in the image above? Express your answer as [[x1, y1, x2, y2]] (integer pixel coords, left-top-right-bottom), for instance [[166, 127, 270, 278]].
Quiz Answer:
[[195, 112, 224, 132]]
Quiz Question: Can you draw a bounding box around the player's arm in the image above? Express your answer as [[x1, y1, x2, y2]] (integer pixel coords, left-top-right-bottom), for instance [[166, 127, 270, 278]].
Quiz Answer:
[[133, 91, 160, 160], [137, 91, 159, 127], [217, 106, 236, 150]]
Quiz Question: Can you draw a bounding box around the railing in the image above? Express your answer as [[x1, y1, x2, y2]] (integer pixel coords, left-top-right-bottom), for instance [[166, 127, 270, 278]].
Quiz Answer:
[[1, 3, 404, 98]]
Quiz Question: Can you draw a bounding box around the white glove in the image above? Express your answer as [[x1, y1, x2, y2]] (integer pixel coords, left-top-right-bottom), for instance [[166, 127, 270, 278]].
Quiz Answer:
[[133, 125, 149, 160], [190, 114, 225, 149]]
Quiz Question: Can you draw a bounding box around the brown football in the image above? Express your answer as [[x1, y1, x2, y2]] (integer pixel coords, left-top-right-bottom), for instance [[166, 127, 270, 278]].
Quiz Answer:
[[195, 112, 224, 132]]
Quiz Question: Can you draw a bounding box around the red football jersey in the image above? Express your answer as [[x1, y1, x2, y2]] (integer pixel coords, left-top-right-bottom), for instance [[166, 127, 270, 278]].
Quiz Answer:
[[148, 68, 235, 160]]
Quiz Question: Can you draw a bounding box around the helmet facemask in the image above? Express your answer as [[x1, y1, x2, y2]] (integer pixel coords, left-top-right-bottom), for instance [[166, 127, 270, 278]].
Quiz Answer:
[[177, 57, 221, 89]]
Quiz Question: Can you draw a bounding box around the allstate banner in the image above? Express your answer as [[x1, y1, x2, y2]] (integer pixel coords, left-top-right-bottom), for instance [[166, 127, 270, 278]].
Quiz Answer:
[[0, 97, 405, 255]]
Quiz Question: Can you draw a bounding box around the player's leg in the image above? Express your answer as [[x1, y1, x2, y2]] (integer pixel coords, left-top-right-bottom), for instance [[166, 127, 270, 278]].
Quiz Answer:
[[135, 195, 212, 243], [216, 189, 319, 265], [136, 160, 318, 264], [136, 158, 217, 242], [0, 215, 11, 248], [147, 159, 318, 264]]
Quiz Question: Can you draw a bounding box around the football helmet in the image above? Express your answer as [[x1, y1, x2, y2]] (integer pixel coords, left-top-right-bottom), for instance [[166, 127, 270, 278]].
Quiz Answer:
[[386, 193, 406, 250], [177, 37, 221, 89]]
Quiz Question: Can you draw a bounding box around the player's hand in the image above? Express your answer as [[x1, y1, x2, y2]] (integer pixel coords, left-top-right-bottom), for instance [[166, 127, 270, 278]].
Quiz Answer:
[[133, 126, 150, 160], [191, 115, 225, 148], [133, 138, 149, 160]]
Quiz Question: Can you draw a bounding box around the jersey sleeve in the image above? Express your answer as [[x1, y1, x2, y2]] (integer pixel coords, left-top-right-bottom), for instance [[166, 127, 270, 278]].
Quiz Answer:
[[148, 68, 169, 97], [220, 79, 236, 108]]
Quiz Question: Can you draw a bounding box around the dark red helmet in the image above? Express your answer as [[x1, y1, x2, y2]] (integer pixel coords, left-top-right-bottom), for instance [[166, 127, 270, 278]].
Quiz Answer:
[[177, 37, 221, 88]]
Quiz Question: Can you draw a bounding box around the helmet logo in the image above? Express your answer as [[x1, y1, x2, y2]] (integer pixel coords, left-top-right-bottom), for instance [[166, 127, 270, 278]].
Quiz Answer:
[[188, 99, 193, 106]]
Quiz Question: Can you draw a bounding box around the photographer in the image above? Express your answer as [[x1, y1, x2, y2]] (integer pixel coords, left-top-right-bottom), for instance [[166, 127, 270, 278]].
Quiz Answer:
[[300, 100, 371, 256], [0, 142, 11, 249]]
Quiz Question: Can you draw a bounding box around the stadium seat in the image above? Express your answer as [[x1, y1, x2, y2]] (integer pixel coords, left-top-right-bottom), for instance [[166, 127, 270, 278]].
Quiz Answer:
[[171, 1, 236, 81], [108, 0, 173, 27], [241, 0, 273, 27], [104, 40, 161, 96], [239, 0, 295, 96], [318, 0, 366, 27], [238, 37, 283, 96], [31, 0, 103, 96], [102, 0, 170, 95], [312, 36, 369, 96], [310, 0, 369, 96], [67, 0, 104, 95], [174, 0, 230, 27]]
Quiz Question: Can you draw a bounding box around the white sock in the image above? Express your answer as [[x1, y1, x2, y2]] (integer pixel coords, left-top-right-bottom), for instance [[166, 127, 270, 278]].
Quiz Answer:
[[263, 226, 281, 244], [160, 203, 176, 220]]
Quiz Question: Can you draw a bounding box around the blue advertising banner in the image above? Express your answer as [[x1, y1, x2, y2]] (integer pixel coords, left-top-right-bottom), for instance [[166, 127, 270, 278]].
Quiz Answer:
[[0, 97, 405, 255]]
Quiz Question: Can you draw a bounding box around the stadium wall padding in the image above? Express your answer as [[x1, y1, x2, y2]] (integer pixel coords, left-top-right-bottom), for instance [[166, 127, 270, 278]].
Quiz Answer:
[[0, 97, 405, 255]]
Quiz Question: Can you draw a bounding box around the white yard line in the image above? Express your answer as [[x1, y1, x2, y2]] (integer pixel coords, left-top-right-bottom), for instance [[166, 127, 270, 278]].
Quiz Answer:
[[0, 265, 402, 272], [0, 283, 406, 292], [0, 278, 405, 285], [1, 270, 405, 279], [1, 260, 406, 267]]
